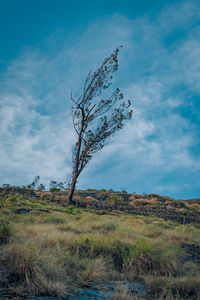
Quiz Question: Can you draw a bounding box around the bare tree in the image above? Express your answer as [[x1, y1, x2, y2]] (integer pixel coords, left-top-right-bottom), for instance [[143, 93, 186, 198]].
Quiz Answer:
[[68, 47, 133, 203]]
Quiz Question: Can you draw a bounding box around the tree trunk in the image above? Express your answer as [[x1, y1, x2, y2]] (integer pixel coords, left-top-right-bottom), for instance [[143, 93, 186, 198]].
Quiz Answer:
[[68, 108, 84, 204], [68, 172, 78, 204]]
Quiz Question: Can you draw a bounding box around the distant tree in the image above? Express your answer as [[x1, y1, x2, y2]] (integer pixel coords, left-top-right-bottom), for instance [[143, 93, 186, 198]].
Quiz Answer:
[[49, 180, 65, 192], [38, 184, 45, 191], [68, 47, 133, 203], [27, 175, 40, 189], [2, 184, 10, 188], [49, 180, 58, 192]]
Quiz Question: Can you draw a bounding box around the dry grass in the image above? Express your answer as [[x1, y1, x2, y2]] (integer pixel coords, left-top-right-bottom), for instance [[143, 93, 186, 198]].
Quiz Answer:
[[146, 276, 200, 300], [0, 221, 12, 244], [0, 194, 199, 298], [112, 284, 146, 299], [4, 243, 42, 293], [42, 280, 67, 297], [82, 257, 112, 282]]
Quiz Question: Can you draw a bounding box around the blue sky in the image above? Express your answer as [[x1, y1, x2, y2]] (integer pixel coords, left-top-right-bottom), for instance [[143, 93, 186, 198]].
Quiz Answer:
[[0, 0, 200, 199]]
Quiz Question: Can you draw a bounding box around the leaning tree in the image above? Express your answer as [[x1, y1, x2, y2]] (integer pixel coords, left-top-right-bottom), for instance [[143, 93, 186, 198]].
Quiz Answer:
[[68, 47, 133, 203]]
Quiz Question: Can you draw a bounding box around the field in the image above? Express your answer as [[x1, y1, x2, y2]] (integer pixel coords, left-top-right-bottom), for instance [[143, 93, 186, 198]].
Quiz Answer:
[[0, 187, 200, 299]]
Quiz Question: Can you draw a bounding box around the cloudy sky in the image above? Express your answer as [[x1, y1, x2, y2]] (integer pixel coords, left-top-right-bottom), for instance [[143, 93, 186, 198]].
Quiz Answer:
[[0, 0, 200, 199]]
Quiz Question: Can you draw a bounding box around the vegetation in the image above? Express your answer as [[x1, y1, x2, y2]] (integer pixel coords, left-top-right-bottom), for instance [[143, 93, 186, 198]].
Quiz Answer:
[[68, 47, 133, 203], [0, 188, 200, 299]]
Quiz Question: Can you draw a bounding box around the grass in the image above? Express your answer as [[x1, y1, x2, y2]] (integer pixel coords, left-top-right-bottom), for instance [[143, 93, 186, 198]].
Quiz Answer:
[[0, 192, 200, 299], [112, 285, 140, 299], [146, 276, 200, 300], [0, 221, 11, 244]]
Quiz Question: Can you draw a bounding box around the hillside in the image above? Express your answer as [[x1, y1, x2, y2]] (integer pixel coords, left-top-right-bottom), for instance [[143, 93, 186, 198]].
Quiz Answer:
[[0, 187, 200, 299], [1, 187, 199, 224]]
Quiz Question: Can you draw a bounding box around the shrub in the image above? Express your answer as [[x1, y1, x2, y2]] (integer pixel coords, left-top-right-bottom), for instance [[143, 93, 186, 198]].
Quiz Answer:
[[82, 257, 109, 282], [6, 243, 41, 293], [67, 236, 131, 271], [124, 239, 177, 277]]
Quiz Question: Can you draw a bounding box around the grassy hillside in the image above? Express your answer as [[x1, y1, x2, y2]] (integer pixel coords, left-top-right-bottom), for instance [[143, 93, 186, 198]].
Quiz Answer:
[[0, 187, 200, 299]]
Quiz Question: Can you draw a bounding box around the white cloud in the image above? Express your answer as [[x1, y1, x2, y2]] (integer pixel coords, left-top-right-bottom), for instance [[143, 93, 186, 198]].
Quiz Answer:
[[0, 91, 75, 186], [0, 0, 200, 198]]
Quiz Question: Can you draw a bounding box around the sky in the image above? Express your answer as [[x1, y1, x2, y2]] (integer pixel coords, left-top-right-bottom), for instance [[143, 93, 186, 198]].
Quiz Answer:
[[0, 0, 200, 199]]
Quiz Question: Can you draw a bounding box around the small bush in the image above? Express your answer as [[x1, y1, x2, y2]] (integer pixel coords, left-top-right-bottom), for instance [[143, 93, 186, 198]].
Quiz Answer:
[[6, 243, 41, 293], [67, 236, 131, 271], [124, 239, 177, 277], [83, 257, 109, 282]]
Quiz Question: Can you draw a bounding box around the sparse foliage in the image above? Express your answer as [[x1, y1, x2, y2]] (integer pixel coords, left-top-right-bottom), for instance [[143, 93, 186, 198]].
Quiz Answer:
[[27, 175, 40, 189], [37, 184, 45, 191], [68, 47, 133, 203], [2, 183, 10, 188], [49, 180, 65, 192]]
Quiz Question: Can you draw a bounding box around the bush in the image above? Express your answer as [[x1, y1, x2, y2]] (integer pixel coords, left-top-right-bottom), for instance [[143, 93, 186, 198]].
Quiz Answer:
[[6, 243, 41, 293], [123, 239, 177, 277], [82, 257, 110, 282]]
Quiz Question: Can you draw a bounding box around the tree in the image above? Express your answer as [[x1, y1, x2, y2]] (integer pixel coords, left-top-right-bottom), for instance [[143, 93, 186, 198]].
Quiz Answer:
[[49, 180, 65, 192], [27, 175, 40, 189], [38, 183, 45, 191], [68, 47, 133, 203]]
